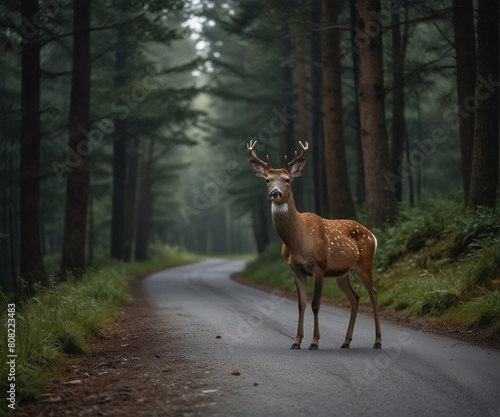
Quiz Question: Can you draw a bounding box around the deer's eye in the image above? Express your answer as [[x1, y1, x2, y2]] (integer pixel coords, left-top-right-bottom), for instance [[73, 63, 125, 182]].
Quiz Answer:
[[285, 178, 290, 183], [266, 178, 270, 183]]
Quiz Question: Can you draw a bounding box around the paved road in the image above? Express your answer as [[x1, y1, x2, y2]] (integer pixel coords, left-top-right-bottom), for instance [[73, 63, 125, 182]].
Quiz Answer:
[[143, 259, 500, 417]]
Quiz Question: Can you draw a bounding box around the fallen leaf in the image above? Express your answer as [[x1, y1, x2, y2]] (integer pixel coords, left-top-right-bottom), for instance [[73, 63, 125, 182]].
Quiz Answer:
[[48, 397, 62, 403], [231, 369, 241, 376], [163, 366, 173, 372]]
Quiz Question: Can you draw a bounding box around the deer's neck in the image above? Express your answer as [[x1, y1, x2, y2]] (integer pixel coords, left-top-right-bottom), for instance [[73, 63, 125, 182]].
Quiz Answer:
[[271, 197, 305, 250]]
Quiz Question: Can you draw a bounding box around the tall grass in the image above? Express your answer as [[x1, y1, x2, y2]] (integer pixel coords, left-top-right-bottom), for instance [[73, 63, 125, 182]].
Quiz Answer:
[[0, 246, 199, 410]]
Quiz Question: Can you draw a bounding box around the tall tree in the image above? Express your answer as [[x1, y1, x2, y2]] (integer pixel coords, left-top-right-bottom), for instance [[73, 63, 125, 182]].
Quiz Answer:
[[20, 0, 48, 289], [452, 0, 476, 203], [321, 0, 356, 220], [134, 135, 155, 261], [390, 7, 408, 202], [357, 0, 397, 228], [310, 0, 329, 217], [110, 28, 128, 259], [122, 135, 139, 262], [348, 0, 364, 204], [60, 0, 91, 279], [468, 0, 499, 209]]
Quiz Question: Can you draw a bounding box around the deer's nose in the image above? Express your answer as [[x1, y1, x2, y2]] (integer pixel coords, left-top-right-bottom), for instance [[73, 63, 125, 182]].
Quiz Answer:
[[270, 188, 283, 198]]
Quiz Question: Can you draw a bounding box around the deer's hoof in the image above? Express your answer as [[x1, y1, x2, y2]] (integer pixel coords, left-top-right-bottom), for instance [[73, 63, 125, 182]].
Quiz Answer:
[[308, 343, 318, 350], [373, 342, 382, 349], [340, 343, 350, 349], [290, 343, 301, 350]]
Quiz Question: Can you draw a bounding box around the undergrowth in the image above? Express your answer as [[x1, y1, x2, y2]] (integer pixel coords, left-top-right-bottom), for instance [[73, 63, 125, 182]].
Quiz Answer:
[[242, 195, 500, 335], [0, 246, 198, 411]]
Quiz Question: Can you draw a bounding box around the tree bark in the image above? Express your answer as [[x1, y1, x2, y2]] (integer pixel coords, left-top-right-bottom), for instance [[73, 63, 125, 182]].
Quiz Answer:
[[468, 0, 499, 209], [295, 38, 308, 211], [452, 0, 476, 203], [110, 28, 127, 259], [60, 0, 91, 279], [390, 9, 406, 202], [122, 135, 139, 262], [87, 194, 94, 266], [20, 0, 48, 289], [296, 39, 309, 151], [349, 0, 364, 204], [310, 0, 329, 218], [357, 0, 398, 228], [251, 196, 270, 253], [134, 136, 155, 261], [321, 0, 357, 220]]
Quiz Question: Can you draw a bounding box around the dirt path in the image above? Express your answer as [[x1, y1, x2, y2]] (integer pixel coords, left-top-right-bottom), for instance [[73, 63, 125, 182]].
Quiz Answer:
[[13, 265, 499, 417], [14, 270, 217, 417]]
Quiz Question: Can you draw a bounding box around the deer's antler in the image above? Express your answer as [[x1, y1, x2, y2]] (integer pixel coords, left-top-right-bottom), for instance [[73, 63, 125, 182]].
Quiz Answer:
[[283, 141, 309, 170], [247, 140, 272, 170]]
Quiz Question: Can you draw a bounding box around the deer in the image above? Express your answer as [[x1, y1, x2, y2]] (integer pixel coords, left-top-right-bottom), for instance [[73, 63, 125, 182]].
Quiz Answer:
[[248, 140, 382, 350]]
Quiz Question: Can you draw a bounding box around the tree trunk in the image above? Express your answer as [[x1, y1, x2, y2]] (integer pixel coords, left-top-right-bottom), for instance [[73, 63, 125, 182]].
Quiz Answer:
[[279, 36, 295, 159], [390, 10, 406, 202], [122, 135, 139, 262], [310, 0, 329, 218], [321, 0, 357, 220], [60, 0, 91, 279], [110, 28, 127, 259], [134, 136, 155, 261], [295, 38, 308, 211], [349, 0, 364, 204], [404, 125, 414, 206], [279, 36, 299, 207], [357, 0, 398, 228], [452, 0, 476, 203], [8, 157, 17, 292], [251, 196, 270, 253], [20, 0, 47, 289], [468, 0, 499, 209], [87, 194, 94, 266]]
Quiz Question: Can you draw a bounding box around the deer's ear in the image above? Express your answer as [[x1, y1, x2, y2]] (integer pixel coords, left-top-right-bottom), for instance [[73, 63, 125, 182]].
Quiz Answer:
[[249, 161, 268, 179], [289, 159, 306, 178]]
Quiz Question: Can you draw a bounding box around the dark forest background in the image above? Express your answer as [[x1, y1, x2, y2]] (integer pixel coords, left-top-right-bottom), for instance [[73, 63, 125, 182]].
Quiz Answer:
[[0, 0, 498, 296]]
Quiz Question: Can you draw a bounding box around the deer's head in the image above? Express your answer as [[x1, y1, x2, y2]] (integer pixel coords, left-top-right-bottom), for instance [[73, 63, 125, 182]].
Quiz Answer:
[[248, 140, 308, 205]]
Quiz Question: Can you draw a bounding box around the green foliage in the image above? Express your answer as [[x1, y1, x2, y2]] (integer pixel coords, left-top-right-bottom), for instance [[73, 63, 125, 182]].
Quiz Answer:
[[463, 242, 500, 291], [373, 197, 462, 272], [464, 290, 500, 334], [0, 268, 129, 407], [242, 242, 295, 290], [0, 248, 199, 410]]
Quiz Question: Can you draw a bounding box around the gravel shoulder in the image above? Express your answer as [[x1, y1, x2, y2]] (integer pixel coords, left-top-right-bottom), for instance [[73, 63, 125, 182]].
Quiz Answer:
[[13, 270, 216, 417]]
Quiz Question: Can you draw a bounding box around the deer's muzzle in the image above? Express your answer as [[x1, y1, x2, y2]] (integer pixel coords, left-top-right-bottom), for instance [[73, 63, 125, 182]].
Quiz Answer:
[[270, 188, 283, 199]]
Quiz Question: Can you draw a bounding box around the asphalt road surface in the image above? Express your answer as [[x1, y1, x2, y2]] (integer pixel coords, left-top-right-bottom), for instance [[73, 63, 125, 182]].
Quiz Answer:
[[143, 259, 500, 417]]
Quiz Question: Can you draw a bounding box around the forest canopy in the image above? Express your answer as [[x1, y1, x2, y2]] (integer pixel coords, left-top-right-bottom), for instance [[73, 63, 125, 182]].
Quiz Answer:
[[0, 0, 498, 296]]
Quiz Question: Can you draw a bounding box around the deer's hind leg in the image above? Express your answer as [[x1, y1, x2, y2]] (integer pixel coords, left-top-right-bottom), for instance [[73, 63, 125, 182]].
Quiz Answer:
[[336, 273, 360, 348], [353, 264, 382, 349]]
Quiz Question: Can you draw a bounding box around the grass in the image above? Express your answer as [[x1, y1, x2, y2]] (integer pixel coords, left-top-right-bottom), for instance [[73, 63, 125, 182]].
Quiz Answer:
[[242, 195, 500, 335], [0, 245, 199, 411]]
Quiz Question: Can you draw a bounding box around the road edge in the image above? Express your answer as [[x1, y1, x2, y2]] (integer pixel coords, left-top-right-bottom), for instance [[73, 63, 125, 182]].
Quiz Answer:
[[230, 272, 500, 351]]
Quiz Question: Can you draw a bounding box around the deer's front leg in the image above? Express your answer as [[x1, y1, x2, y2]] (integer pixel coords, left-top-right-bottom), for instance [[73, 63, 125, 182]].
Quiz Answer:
[[291, 273, 307, 349], [309, 273, 324, 350]]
